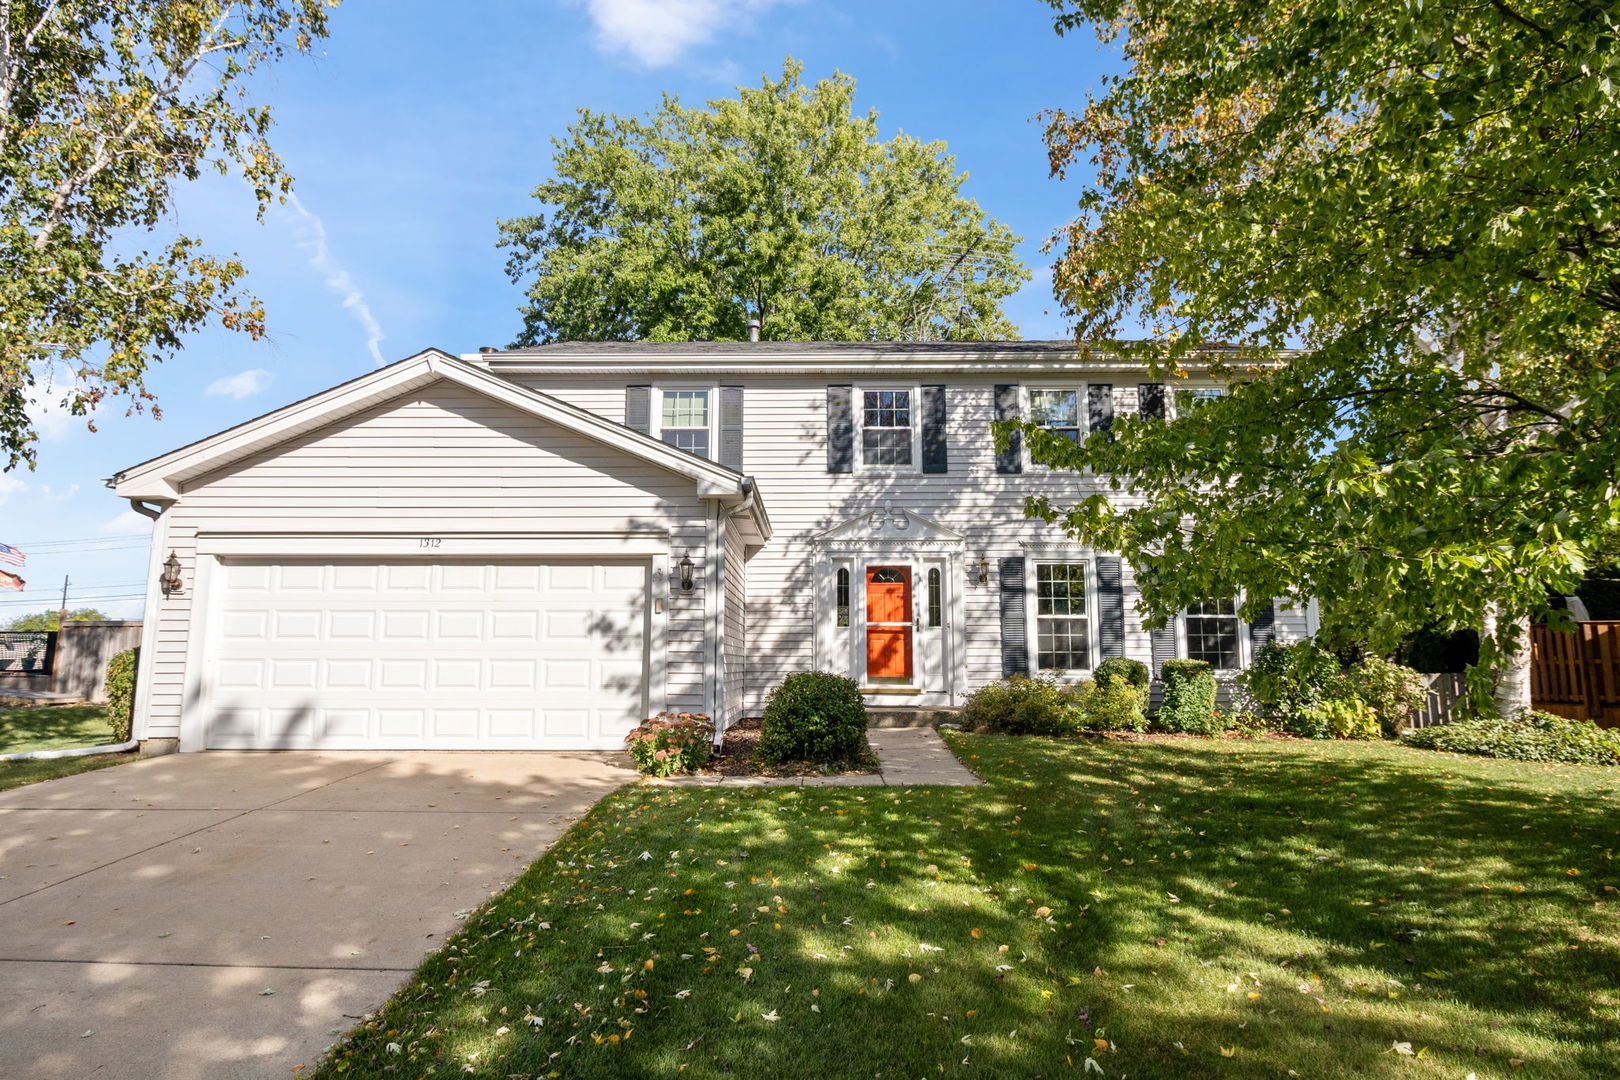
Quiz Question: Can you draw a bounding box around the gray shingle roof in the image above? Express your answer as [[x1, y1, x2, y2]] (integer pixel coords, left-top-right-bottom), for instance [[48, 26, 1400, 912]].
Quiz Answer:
[[482, 339, 1257, 358]]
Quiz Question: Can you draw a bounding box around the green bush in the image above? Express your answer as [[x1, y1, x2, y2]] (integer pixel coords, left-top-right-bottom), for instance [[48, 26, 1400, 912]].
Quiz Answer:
[[1346, 655, 1427, 736], [104, 647, 138, 743], [1237, 640, 1339, 719], [961, 675, 1080, 736], [757, 672, 868, 764], [1093, 656, 1150, 692], [1078, 675, 1148, 732], [624, 713, 714, 776], [1156, 659, 1219, 734], [1296, 696, 1380, 740], [1404, 710, 1620, 766]]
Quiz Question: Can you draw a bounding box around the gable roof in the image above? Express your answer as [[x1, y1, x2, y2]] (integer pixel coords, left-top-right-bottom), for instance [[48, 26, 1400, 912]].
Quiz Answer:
[[111, 348, 756, 508]]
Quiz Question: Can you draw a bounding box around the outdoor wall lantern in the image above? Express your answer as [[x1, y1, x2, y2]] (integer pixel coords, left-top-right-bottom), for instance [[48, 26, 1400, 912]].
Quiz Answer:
[[975, 556, 990, 587], [159, 551, 184, 596], [678, 551, 695, 592]]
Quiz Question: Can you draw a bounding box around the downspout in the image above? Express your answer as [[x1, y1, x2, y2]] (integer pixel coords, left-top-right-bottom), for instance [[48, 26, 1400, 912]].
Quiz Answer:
[[127, 498, 164, 520], [709, 478, 759, 740]]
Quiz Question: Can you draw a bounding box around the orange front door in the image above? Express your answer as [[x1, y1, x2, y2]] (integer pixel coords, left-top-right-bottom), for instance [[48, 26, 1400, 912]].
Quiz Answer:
[[865, 566, 913, 679]]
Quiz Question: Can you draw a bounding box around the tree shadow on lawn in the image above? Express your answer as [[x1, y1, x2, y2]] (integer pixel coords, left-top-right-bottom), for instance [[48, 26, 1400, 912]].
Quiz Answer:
[[319, 736, 1619, 1080], [0, 704, 113, 752]]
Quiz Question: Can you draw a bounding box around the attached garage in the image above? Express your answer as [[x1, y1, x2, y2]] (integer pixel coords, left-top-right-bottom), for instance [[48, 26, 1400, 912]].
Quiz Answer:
[[204, 558, 651, 750], [111, 349, 769, 753]]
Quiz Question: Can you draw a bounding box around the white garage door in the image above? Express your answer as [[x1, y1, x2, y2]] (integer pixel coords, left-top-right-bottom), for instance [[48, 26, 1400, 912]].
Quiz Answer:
[[205, 559, 650, 749]]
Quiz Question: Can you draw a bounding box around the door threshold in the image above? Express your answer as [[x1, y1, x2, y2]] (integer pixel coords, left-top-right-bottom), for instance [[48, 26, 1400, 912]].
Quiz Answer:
[[860, 686, 921, 695]]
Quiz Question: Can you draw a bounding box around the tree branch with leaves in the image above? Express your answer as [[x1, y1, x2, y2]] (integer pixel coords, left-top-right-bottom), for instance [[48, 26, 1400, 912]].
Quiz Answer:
[[0, 0, 333, 469]]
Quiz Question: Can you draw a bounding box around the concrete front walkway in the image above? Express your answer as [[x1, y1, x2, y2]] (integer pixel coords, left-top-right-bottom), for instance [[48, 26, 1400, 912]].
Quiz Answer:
[[0, 750, 634, 1080]]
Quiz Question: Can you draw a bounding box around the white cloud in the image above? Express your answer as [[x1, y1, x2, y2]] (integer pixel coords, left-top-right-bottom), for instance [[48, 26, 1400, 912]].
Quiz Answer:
[[206, 368, 273, 400], [40, 483, 79, 502], [574, 0, 796, 68], [283, 193, 388, 367], [0, 472, 26, 505], [101, 508, 155, 534]]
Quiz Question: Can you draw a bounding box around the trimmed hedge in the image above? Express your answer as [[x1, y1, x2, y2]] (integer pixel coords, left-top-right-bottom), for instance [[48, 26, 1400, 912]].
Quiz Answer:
[[1404, 710, 1620, 766], [1157, 659, 1219, 734], [757, 672, 868, 764], [1080, 676, 1147, 732], [1094, 656, 1150, 692], [961, 676, 1078, 736], [105, 647, 138, 743]]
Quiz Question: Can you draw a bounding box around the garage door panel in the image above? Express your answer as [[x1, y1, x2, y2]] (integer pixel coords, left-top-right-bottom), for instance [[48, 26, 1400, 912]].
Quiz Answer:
[[206, 558, 650, 749]]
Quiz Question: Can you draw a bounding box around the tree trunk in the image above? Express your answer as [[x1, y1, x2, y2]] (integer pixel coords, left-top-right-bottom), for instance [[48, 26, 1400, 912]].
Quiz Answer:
[[1481, 602, 1533, 717]]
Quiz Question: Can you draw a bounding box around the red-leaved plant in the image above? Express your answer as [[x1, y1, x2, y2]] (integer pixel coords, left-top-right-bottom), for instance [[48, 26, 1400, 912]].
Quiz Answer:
[[624, 712, 714, 776]]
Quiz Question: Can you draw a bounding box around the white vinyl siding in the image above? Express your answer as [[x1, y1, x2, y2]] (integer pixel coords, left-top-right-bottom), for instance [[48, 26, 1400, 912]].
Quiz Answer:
[[135, 381, 711, 744], [506, 373, 1312, 714]]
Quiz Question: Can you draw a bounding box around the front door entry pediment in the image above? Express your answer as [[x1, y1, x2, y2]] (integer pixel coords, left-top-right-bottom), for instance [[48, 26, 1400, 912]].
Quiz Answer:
[[816, 503, 965, 551]]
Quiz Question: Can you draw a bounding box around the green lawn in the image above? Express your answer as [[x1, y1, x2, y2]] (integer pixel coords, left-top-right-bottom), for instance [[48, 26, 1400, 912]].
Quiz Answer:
[[0, 704, 117, 753], [315, 735, 1620, 1080], [0, 704, 134, 791]]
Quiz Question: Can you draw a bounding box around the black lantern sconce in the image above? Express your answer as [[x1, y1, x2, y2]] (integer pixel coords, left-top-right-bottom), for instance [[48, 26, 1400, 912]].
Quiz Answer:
[[678, 551, 695, 592], [159, 551, 184, 596], [975, 556, 990, 587]]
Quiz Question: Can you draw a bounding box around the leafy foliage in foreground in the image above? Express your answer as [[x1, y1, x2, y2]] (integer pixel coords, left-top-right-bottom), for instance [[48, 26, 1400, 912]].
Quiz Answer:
[[498, 58, 1028, 345], [314, 737, 1620, 1080], [0, 1, 330, 468], [1029, 1, 1620, 707], [1405, 711, 1620, 767]]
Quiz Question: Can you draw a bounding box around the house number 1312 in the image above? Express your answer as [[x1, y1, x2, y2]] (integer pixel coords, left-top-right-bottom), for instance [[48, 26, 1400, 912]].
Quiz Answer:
[[418, 538, 441, 548]]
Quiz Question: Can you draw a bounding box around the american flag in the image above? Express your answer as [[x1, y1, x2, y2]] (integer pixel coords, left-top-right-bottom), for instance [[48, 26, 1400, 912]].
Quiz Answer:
[[0, 542, 23, 566], [0, 569, 22, 591]]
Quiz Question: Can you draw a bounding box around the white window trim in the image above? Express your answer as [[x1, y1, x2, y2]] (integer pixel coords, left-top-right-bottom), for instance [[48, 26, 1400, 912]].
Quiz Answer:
[[1176, 594, 1248, 673], [1026, 557, 1098, 676], [1021, 384, 1100, 471], [648, 383, 720, 461], [853, 383, 923, 474]]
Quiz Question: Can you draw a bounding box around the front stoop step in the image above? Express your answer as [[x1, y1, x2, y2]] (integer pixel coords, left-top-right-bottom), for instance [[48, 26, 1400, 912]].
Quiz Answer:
[[867, 707, 962, 729]]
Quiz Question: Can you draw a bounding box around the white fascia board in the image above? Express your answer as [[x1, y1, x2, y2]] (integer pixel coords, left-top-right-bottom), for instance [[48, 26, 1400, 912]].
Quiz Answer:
[[111, 347, 751, 502], [470, 353, 1298, 377], [426, 354, 748, 493], [113, 350, 453, 499]]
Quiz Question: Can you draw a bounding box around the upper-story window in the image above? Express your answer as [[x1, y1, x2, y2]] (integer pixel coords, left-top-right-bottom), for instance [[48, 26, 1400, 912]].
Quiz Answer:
[[1029, 388, 1083, 443], [860, 388, 915, 468], [659, 390, 711, 457]]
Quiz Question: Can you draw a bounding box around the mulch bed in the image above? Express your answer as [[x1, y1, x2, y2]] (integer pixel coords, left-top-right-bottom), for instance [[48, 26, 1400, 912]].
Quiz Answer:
[[700, 716, 881, 776]]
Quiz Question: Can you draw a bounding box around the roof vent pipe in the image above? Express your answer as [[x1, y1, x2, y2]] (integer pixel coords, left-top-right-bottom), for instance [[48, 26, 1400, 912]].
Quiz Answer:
[[746, 319, 760, 343]]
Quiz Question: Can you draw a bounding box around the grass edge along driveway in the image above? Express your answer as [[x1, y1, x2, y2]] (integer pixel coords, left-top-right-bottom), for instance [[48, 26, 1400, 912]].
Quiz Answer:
[[0, 704, 136, 792], [314, 734, 1620, 1080]]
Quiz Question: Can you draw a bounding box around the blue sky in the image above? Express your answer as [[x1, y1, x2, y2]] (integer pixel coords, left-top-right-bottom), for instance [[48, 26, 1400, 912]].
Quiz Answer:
[[0, 0, 1121, 623]]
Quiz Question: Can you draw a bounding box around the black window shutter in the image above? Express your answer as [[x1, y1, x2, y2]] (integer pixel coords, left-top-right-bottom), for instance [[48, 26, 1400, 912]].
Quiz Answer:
[[826, 385, 854, 474], [1096, 556, 1125, 659], [994, 384, 1022, 474], [921, 384, 948, 473], [1248, 599, 1277, 653], [1138, 383, 1166, 420], [1087, 383, 1114, 436], [1150, 624, 1178, 678], [625, 385, 651, 434], [1000, 556, 1029, 676], [718, 386, 744, 471]]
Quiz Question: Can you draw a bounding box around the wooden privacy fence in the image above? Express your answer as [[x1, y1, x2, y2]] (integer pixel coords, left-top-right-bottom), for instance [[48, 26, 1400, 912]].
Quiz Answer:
[[1408, 672, 1467, 729], [1531, 622, 1620, 728]]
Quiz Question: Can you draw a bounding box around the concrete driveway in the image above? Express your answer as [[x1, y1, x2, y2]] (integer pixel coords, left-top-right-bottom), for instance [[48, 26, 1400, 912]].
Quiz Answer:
[[0, 750, 635, 1080]]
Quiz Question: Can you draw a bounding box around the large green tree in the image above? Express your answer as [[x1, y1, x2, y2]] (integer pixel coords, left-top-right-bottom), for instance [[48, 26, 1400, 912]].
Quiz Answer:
[[1026, 1, 1619, 713], [0, 0, 332, 469], [4, 606, 107, 631], [499, 59, 1029, 344]]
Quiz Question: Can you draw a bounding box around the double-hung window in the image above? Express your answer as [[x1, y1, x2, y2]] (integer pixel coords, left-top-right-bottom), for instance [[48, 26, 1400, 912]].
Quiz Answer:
[[659, 390, 710, 458], [1034, 562, 1090, 671], [861, 389, 913, 467], [1029, 388, 1082, 443], [1185, 599, 1241, 669]]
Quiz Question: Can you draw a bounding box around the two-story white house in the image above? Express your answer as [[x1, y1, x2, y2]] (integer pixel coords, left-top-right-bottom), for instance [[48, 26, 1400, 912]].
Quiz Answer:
[[111, 341, 1311, 753]]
